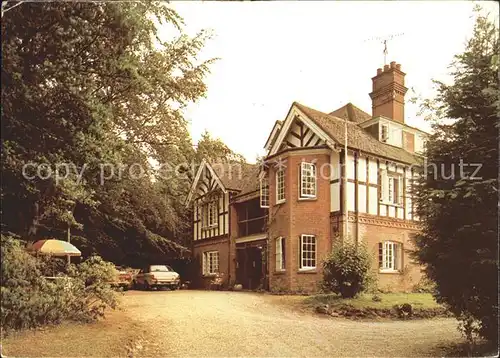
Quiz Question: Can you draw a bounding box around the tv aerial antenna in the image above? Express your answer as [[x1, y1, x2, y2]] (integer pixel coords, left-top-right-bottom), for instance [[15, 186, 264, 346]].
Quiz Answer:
[[364, 32, 405, 66]]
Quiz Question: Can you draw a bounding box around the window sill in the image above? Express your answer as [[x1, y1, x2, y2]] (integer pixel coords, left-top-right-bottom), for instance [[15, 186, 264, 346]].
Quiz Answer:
[[379, 269, 401, 274], [274, 270, 286, 275], [202, 225, 218, 231], [298, 269, 317, 274], [202, 273, 218, 277], [298, 196, 317, 201], [379, 201, 403, 208], [275, 200, 286, 206]]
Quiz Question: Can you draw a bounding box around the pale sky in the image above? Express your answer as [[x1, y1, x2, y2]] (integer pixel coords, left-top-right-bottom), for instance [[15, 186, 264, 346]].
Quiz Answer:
[[164, 1, 498, 163]]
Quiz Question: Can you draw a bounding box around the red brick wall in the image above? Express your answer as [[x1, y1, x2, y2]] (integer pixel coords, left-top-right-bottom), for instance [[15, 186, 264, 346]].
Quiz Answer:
[[333, 213, 423, 292], [228, 202, 238, 286], [360, 222, 422, 292], [268, 150, 332, 293], [192, 236, 230, 289]]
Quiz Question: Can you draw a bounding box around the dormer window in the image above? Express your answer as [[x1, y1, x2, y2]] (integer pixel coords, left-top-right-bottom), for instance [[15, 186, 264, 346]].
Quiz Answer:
[[381, 124, 389, 142]]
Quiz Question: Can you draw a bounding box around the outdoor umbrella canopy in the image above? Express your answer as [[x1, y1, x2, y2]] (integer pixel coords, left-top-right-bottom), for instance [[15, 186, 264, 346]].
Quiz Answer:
[[29, 239, 81, 257]]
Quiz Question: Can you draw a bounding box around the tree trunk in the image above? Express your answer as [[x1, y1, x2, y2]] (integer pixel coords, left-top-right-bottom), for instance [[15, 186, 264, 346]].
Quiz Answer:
[[26, 201, 40, 244]]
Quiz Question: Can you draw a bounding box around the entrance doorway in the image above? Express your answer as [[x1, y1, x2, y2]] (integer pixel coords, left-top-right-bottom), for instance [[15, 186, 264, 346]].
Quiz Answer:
[[235, 240, 267, 290]]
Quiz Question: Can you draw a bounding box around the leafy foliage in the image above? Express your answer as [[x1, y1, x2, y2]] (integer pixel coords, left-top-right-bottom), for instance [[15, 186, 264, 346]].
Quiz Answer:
[[0, 1, 221, 263], [195, 130, 246, 164], [412, 8, 498, 344], [322, 241, 372, 298], [1, 235, 118, 332]]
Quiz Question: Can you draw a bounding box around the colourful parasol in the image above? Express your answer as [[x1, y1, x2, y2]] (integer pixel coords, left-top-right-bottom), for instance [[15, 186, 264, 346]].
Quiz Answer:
[[29, 239, 81, 257]]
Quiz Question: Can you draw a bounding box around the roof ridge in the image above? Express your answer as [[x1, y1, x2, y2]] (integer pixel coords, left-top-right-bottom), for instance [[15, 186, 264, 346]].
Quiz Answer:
[[293, 102, 420, 165], [296, 102, 359, 125]]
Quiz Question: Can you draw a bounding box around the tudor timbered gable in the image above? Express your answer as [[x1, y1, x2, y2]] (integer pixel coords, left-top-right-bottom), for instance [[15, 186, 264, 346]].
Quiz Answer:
[[188, 161, 230, 241], [279, 118, 326, 151]]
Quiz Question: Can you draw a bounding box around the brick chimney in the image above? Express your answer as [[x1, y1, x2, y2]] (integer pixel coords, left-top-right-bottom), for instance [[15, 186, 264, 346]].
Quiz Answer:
[[369, 61, 408, 123]]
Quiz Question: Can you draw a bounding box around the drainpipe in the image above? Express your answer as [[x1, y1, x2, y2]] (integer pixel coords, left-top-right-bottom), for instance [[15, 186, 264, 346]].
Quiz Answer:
[[354, 153, 360, 248], [227, 192, 231, 287], [343, 116, 349, 243]]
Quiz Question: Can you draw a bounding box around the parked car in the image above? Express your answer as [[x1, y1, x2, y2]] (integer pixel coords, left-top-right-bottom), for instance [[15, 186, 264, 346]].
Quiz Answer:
[[110, 266, 134, 291], [132, 264, 180, 290]]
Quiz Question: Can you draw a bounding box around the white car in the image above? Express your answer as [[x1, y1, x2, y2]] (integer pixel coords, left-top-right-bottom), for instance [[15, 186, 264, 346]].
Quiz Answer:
[[133, 265, 180, 290]]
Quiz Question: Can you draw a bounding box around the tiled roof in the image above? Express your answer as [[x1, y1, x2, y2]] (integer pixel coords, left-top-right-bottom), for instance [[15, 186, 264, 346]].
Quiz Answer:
[[329, 103, 372, 123], [294, 102, 421, 165], [211, 162, 260, 193]]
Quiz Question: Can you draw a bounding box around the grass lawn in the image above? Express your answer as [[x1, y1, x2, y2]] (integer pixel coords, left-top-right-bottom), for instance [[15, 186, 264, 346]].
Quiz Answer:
[[303, 292, 442, 310]]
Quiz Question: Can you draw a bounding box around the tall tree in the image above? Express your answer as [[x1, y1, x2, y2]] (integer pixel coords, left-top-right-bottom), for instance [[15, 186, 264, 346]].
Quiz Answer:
[[412, 8, 498, 344], [195, 130, 246, 164], [1, 1, 213, 262]]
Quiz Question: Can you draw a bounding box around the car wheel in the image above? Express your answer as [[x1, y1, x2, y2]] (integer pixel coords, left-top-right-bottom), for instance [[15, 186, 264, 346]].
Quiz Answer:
[[144, 281, 151, 291]]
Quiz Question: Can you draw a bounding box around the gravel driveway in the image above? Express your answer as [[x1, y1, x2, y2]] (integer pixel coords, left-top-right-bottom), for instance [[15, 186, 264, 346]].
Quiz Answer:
[[124, 290, 462, 357]]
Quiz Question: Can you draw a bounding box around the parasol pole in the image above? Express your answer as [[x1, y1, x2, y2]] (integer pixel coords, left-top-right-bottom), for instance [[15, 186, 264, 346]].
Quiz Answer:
[[67, 210, 71, 266]]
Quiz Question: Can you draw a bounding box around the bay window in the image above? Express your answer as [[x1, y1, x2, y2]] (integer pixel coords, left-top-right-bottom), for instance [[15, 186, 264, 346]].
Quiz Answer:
[[260, 175, 269, 208], [276, 169, 285, 203], [300, 162, 317, 198], [299, 234, 316, 270], [275, 237, 285, 271]]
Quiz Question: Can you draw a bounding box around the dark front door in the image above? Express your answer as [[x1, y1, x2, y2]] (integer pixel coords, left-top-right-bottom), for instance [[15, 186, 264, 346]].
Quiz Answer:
[[236, 241, 267, 290]]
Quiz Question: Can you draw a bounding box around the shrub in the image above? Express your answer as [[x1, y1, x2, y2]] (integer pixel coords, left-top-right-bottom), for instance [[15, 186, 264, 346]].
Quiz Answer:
[[321, 242, 372, 298], [1, 235, 118, 333], [412, 276, 437, 294], [66, 255, 118, 322]]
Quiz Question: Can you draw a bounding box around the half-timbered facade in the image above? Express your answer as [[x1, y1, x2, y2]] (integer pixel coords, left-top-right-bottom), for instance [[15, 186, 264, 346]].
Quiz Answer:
[[187, 61, 428, 292]]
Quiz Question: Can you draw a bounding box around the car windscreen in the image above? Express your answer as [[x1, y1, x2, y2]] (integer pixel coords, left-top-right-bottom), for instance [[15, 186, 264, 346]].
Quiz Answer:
[[150, 265, 171, 272]]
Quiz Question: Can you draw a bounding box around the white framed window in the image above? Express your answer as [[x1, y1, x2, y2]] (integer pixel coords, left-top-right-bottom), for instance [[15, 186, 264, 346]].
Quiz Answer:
[[275, 237, 285, 271], [299, 234, 316, 270], [300, 162, 317, 198], [276, 169, 285, 203], [203, 201, 217, 228], [209, 201, 217, 226], [381, 170, 403, 205], [379, 241, 402, 271], [202, 251, 219, 275], [260, 175, 269, 208], [381, 124, 389, 142]]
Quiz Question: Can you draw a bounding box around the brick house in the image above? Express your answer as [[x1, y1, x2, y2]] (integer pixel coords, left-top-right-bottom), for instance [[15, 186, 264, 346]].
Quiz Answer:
[[186, 61, 428, 292]]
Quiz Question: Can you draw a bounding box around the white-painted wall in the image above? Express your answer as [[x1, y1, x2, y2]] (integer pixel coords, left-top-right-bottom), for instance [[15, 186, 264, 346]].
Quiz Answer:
[[329, 150, 418, 221], [415, 134, 425, 154], [358, 184, 367, 213], [330, 151, 340, 212], [193, 191, 230, 241]]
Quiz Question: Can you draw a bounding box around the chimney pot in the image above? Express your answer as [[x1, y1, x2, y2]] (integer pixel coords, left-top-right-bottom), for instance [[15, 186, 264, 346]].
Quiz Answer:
[[370, 62, 408, 123]]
